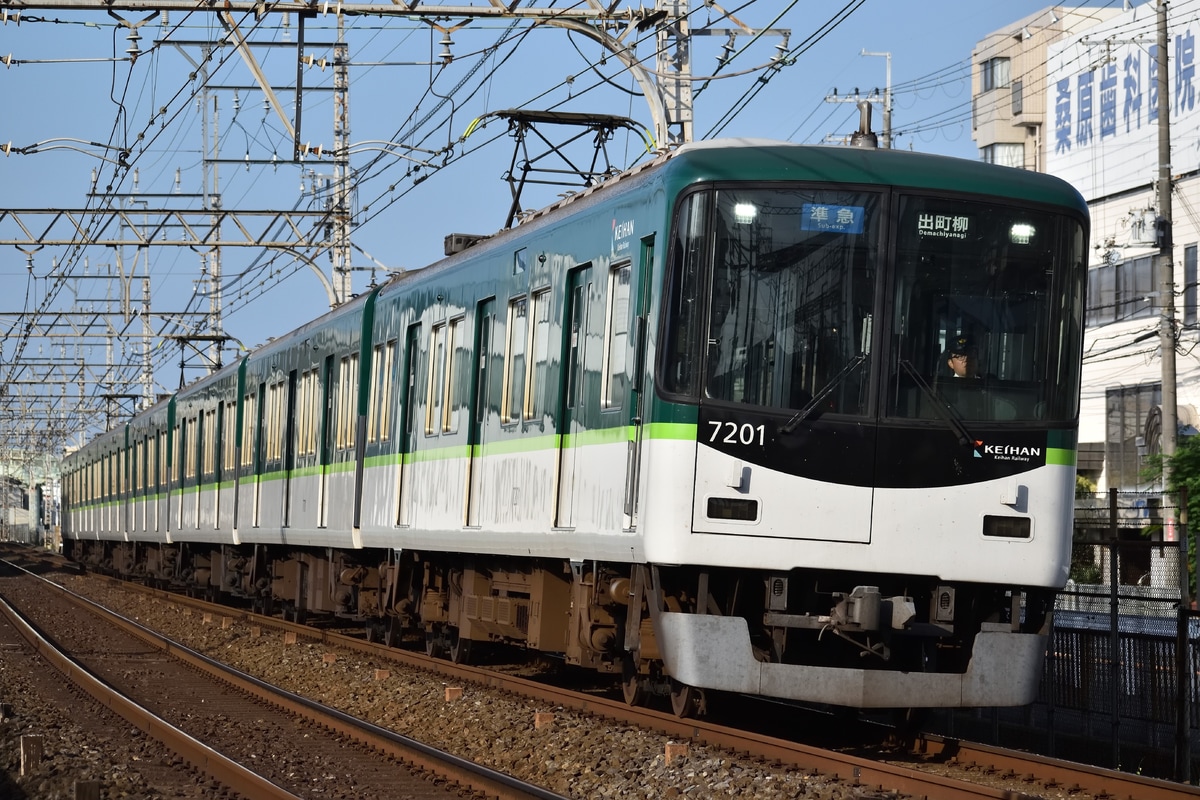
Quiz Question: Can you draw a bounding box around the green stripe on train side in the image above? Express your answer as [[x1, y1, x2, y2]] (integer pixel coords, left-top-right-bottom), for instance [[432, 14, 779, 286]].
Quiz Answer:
[[360, 422, 702, 471], [643, 422, 697, 440], [1046, 448, 1076, 467]]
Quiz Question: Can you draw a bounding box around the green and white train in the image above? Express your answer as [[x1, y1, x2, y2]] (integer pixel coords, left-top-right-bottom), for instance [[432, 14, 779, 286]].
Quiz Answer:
[[62, 136, 1089, 715]]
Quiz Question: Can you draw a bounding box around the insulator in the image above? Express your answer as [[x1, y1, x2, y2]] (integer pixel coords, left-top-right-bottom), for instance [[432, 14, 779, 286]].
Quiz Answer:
[[126, 28, 142, 62]]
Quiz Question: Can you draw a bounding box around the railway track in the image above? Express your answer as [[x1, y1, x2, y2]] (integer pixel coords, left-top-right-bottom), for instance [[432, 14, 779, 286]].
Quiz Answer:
[[4, 543, 1200, 800], [0, 554, 564, 800]]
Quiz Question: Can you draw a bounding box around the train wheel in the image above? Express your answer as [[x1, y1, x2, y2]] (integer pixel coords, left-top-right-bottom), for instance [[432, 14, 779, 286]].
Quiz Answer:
[[892, 707, 930, 744], [621, 656, 646, 707], [384, 618, 402, 648], [669, 679, 703, 719], [425, 628, 443, 658], [448, 628, 472, 665]]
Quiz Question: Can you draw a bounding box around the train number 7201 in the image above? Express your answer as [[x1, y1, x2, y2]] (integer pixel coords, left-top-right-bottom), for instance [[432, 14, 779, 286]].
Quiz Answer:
[[706, 421, 766, 447]]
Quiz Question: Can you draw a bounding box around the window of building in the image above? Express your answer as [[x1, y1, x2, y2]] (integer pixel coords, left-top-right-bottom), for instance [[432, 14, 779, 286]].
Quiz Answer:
[[982, 56, 1011, 91], [981, 142, 1024, 168], [1105, 382, 1161, 490], [1086, 256, 1157, 326], [1118, 255, 1157, 321]]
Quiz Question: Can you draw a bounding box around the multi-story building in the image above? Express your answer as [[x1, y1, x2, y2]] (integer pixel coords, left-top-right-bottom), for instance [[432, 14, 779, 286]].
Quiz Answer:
[[973, 2, 1200, 508]]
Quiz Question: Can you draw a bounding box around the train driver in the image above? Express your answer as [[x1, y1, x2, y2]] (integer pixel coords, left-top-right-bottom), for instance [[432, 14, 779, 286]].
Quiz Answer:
[[944, 335, 980, 379]]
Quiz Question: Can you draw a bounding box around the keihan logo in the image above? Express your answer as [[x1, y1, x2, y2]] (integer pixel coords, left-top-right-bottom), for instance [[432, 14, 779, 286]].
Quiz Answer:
[[974, 440, 1042, 461], [612, 218, 635, 254]]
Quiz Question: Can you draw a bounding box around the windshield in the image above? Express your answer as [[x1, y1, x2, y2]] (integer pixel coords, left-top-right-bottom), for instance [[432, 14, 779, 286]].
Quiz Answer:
[[703, 188, 881, 415], [886, 195, 1086, 423], [664, 186, 1086, 426]]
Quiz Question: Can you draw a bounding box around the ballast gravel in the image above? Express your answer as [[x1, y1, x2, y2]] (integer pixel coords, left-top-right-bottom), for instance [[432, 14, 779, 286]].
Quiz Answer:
[[43, 573, 891, 800]]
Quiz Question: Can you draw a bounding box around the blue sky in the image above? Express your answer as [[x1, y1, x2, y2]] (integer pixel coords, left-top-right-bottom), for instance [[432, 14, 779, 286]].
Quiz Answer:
[[0, 0, 1109, 398]]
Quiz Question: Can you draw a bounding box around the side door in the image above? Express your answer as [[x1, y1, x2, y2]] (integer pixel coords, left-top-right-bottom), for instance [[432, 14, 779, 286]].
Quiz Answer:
[[623, 243, 654, 529], [398, 325, 422, 526], [466, 299, 495, 527], [555, 264, 601, 528], [319, 355, 336, 528]]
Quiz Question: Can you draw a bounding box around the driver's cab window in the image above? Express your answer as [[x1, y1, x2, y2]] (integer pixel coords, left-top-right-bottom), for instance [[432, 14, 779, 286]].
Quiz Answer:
[[704, 188, 880, 416], [888, 196, 1085, 423]]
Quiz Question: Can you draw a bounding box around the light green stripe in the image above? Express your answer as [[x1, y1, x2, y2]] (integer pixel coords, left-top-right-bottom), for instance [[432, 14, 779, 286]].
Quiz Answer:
[[1046, 447, 1076, 467], [562, 425, 634, 448], [404, 445, 472, 465], [472, 433, 557, 457], [644, 422, 697, 440]]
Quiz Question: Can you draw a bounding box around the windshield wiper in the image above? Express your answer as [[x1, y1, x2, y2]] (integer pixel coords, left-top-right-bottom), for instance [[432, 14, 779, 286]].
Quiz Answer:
[[897, 359, 974, 447], [780, 354, 866, 434]]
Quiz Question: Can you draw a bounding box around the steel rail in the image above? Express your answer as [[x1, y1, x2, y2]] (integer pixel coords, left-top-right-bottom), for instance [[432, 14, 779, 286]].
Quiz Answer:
[[0, 576, 304, 800], [4, 558, 567, 800]]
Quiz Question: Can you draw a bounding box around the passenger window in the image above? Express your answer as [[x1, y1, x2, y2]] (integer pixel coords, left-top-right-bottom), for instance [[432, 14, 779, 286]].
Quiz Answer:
[[603, 263, 631, 409], [502, 297, 528, 424]]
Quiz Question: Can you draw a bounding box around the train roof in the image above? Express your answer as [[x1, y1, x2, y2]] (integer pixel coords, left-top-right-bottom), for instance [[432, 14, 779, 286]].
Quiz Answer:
[[375, 138, 1088, 296], [660, 139, 1089, 213], [504, 138, 1089, 226]]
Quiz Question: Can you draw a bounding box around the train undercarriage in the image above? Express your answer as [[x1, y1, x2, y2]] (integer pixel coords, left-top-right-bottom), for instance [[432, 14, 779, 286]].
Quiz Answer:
[[64, 538, 1053, 717]]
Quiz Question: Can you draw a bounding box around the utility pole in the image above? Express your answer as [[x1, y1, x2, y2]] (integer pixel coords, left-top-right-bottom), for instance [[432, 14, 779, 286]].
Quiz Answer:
[[1157, 0, 1178, 517], [201, 47, 225, 372], [331, 16, 353, 306], [861, 50, 892, 148], [825, 51, 892, 148], [656, 0, 693, 145], [1156, 0, 1190, 783]]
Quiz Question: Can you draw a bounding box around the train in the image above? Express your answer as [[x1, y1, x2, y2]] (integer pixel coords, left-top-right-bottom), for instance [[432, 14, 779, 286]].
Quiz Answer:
[[0, 475, 42, 545], [60, 130, 1090, 716]]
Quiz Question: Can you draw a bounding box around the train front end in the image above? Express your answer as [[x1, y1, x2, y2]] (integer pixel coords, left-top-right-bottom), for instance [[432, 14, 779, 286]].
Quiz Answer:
[[640, 142, 1089, 708]]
